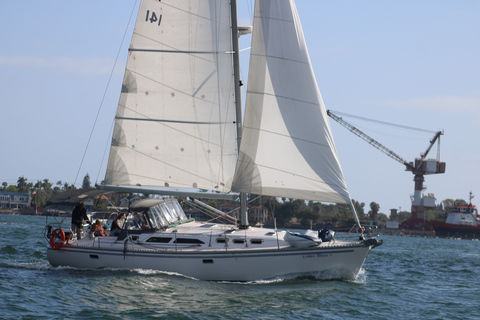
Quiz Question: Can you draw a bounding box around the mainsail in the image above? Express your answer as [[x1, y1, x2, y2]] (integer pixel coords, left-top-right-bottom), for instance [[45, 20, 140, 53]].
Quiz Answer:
[[104, 0, 238, 193], [231, 0, 351, 204]]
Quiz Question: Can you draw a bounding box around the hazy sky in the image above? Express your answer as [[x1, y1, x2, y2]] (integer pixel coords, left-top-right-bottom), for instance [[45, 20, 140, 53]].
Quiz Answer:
[[1, 1, 479, 215]]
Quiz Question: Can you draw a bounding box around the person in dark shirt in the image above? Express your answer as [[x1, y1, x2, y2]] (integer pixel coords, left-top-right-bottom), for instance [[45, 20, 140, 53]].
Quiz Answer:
[[71, 203, 91, 240], [132, 212, 146, 229]]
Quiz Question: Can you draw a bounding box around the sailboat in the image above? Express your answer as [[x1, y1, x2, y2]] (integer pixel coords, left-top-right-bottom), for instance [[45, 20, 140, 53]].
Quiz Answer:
[[45, 0, 382, 281]]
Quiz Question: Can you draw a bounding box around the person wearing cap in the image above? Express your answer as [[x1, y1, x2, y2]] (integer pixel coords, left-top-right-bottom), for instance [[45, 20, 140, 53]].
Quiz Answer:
[[71, 203, 91, 240]]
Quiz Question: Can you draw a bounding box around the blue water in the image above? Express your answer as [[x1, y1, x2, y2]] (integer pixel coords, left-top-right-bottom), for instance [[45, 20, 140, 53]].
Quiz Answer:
[[1, 214, 479, 320]]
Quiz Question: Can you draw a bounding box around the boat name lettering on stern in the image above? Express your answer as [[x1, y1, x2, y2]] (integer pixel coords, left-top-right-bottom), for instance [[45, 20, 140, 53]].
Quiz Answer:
[[302, 253, 331, 259], [145, 10, 162, 26]]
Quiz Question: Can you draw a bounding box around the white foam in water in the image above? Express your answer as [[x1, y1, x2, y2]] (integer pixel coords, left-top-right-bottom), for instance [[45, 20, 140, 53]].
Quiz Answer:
[[350, 268, 367, 284], [130, 268, 199, 281]]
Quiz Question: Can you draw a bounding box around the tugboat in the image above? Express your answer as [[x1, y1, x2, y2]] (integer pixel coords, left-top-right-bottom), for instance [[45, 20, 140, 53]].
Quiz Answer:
[[431, 192, 480, 239]]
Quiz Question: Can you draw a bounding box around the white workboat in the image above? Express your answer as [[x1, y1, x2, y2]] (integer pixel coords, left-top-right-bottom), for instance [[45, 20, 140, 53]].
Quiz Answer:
[[45, 0, 382, 281]]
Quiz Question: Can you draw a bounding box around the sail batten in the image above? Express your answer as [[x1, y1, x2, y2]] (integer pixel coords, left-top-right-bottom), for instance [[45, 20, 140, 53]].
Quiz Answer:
[[116, 117, 231, 125], [130, 49, 231, 54]]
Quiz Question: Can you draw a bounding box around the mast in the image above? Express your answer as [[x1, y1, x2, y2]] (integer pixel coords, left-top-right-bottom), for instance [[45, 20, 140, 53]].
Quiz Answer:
[[230, 0, 248, 227]]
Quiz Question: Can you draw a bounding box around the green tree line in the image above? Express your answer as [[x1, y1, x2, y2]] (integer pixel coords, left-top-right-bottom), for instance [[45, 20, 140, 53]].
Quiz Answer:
[[1, 175, 469, 227], [1, 174, 93, 208]]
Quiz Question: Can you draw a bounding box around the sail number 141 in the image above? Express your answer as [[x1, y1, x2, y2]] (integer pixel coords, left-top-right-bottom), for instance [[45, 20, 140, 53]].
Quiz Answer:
[[145, 10, 162, 26]]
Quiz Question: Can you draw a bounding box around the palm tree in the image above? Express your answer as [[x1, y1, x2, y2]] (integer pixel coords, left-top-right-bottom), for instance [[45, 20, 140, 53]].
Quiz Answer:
[[42, 179, 52, 192], [369, 202, 380, 223], [34, 180, 42, 189], [82, 173, 91, 190], [17, 176, 28, 192]]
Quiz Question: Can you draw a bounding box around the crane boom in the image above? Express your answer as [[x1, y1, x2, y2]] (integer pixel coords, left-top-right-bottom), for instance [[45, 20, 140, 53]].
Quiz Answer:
[[327, 110, 446, 224], [420, 131, 443, 160], [327, 110, 415, 171]]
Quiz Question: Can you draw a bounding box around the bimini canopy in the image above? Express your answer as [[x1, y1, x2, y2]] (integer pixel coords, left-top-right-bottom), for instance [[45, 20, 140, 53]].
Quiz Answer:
[[129, 198, 166, 212], [46, 189, 113, 206]]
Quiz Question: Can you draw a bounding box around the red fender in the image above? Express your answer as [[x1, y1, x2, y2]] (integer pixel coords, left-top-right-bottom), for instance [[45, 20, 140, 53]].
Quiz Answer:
[[50, 229, 65, 250]]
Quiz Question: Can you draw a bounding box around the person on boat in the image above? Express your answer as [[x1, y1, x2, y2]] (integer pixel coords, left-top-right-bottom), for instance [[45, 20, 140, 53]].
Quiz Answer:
[[110, 213, 126, 236], [91, 219, 107, 237], [131, 212, 146, 229], [71, 202, 91, 240]]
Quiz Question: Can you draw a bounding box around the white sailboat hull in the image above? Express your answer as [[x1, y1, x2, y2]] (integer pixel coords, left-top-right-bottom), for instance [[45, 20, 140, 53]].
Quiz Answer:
[[47, 242, 371, 282]]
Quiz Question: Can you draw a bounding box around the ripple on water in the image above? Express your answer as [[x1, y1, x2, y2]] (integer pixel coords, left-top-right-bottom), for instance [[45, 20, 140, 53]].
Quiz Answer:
[[1, 245, 18, 254]]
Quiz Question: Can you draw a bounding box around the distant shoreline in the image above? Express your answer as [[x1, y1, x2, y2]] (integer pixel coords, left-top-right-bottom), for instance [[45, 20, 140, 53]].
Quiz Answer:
[[0, 208, 61, 216], [2, 210, 477, 240]]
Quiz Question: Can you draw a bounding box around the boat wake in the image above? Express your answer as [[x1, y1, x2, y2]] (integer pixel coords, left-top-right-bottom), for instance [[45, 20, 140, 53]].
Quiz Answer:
[[217, 268, 368, 285], [351, 268, 367, 284], [0, 260, 53, 271], [130, 268, 199, 281]]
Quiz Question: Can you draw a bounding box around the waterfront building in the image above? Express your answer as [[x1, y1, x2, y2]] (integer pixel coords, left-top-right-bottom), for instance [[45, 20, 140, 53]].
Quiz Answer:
[[0, 191, 31, 209]]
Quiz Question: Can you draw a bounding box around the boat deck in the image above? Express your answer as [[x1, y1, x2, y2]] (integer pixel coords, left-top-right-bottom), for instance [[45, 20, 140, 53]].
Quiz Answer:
[[66, 221, 361, 253]]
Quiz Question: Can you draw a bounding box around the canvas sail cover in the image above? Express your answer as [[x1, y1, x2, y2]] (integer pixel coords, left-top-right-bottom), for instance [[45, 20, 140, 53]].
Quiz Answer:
[[232, 0, 351, 203], [104, 0, 238, 193]]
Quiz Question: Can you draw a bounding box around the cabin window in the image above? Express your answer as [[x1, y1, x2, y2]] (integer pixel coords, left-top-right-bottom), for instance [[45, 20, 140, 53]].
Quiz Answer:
[[250, 239, 264, 244], [146, 237, 172, 243], [145, 200, 188, 228], [166, 202, 178, 220], [233, 239, 245, 244], [216, 238, 229, 243], [172, 201, 187, 220], [148, 206, 168, 228], [174, 238, 205, 244], [160, 202, 175, 222]]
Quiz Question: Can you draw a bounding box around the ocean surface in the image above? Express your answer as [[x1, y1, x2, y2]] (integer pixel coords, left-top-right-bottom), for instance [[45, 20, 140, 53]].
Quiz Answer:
[[1, 214, 479, 320]]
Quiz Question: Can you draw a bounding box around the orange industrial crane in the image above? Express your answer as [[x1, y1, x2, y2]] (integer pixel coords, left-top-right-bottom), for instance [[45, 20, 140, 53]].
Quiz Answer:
[[327, 110, 445, 221]]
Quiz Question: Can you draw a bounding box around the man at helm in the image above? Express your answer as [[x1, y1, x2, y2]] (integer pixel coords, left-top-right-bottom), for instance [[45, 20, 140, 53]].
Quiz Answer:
[[71, 202, 91, 240]]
